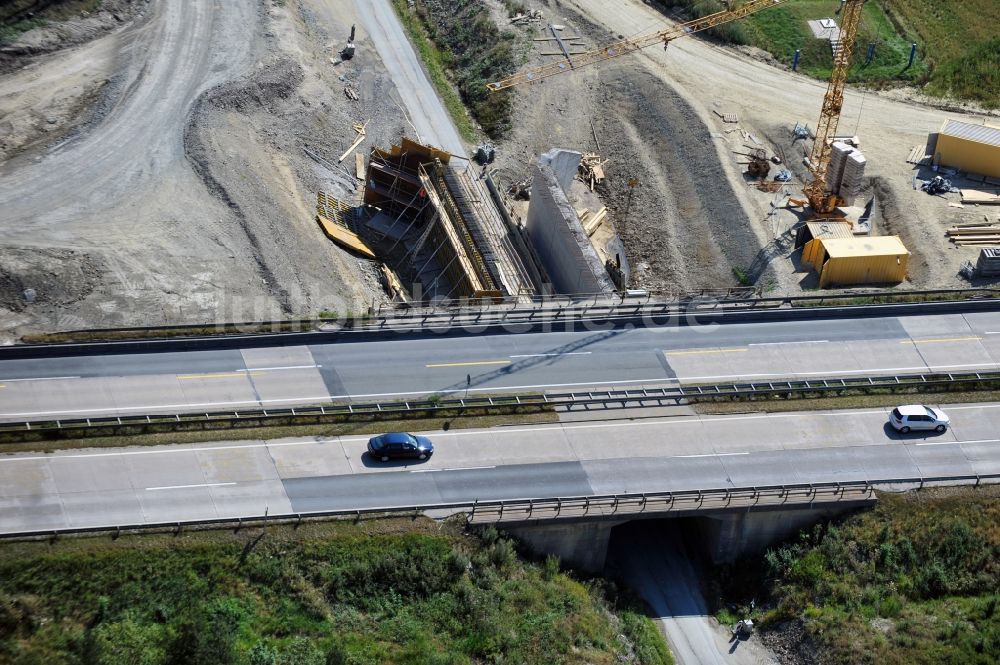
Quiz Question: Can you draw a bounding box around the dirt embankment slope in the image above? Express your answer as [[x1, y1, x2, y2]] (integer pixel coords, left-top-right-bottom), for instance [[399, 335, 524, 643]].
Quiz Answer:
[[0, 0, 410, 339], [493, 0, 766, 293]]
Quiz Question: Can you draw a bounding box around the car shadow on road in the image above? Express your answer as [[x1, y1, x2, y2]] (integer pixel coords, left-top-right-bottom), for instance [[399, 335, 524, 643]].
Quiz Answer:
[[881, 422, 949, 441], [358, 452, 432, 468]]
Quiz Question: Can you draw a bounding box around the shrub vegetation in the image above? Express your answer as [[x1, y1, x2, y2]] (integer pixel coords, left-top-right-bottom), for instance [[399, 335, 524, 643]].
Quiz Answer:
[[0, 520, 671, 664], [649, 0, 1000, 107], [393, 0, 521, 139], [711, 487, 1000, 665]]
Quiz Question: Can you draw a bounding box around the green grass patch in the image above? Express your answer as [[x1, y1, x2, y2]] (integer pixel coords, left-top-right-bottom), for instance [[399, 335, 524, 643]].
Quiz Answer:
[[0, 518, 670, 665], [0, 410, 559, 454], [391, 0, 520, 140], [0, 0, 103, 45], [390, 0, 480, 143], [694, 389, 1000, 415], [709, 486, 1000, 664], [649, 1, 1000, 107]]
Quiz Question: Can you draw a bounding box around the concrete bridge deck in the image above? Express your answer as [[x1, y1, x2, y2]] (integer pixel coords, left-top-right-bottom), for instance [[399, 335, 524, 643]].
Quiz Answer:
[[2, 402, 997, 538]]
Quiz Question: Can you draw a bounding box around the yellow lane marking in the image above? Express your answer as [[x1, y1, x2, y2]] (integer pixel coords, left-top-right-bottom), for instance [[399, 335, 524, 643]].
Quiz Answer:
[[177, 373, 254, 380], [0, 385, 5, 389], [902, 336, 982, 345], [664, 348, 748, 356], [425, 360, 512, 368]]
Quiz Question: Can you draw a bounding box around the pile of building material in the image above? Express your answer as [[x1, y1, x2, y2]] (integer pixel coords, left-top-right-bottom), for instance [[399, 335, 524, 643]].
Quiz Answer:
[[826, 141, 866, 206], [578, 153, 607, 191], [905, 144, 933, 166], [577, 206, 608, 237], [946, 223, 1000, 246], [922, 175, 955, 196], [713, 110, 738, 123], [510, 9, 543, 24], [976, 248, 1000, 277], [315, 191, 376, 259], [961, 188, 1000, 205], [338, 121, 369, 163]]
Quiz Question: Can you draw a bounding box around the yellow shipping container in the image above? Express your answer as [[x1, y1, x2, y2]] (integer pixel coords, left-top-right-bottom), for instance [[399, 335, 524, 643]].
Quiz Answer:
[[802, 236, 909, 288], [933, 120, 1000, 179]]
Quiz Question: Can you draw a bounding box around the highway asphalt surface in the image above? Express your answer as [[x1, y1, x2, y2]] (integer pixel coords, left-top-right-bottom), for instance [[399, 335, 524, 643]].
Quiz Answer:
[[2, 402, 998, 534], [3, 312, 1000, 421]]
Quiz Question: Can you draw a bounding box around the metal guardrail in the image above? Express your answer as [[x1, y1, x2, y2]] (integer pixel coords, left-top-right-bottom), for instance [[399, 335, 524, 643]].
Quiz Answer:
[[372, 287, 1000, 315], [15, 288, 1000, 344], [3, 370, 1000, 438], [2, 475, 995, 540]]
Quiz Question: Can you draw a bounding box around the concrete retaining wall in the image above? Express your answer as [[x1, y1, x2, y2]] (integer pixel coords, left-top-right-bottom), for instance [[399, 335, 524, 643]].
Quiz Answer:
[[525, 150, 615, 295]]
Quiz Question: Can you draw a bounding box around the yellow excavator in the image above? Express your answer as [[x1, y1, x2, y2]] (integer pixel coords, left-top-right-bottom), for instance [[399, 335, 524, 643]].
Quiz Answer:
[[487, 0, 867, 217]]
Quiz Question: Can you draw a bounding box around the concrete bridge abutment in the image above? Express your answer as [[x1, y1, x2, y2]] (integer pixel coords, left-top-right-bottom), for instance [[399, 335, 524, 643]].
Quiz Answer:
[[694, 507, 856, 564], [497, 504, 870, 572], [504, 520, 626, 573]]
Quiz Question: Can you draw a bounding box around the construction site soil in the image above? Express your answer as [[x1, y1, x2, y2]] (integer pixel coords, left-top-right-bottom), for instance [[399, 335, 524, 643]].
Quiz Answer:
[[2, 0, 999, 341], [0, 1, 409, 340], [494, 0, 1000, 296]]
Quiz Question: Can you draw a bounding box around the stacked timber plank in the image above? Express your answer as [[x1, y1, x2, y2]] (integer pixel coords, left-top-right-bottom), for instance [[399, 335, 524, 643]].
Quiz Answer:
[[946, 223, 1000, 246], [905, 144, 932, 166], [577, 206, 608, 237], [961, 188, 1000, 205]]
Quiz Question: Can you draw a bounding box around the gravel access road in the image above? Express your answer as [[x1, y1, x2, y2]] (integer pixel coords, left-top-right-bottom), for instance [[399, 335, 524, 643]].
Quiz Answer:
[[0, 0, 257, 240], [354, 0, 467, 157]]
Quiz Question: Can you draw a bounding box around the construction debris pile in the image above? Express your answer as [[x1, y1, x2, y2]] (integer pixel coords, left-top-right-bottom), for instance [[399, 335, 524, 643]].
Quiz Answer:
[[509, 9, 544, 24], [578, 152, 607, 191], [922, 175, 955, 196]]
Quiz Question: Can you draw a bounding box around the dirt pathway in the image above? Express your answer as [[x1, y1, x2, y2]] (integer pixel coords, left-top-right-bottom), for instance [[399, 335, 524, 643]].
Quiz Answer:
[[610, 523, 778, 665], [0, 1, 257, 232], [354, 0, 467, 156]]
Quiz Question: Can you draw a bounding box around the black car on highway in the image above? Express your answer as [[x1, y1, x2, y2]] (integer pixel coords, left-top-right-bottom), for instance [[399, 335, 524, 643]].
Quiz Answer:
[[367, 432, 434, 462]]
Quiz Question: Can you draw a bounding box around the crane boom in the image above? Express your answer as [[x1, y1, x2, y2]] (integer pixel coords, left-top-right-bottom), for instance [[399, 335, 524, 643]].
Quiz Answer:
[[486, 0, 785, 92], [803, 0, 866, 214]]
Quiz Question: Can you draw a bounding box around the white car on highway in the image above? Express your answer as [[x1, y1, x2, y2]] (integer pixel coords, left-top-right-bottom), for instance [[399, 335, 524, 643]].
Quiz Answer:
[[889, 405, 950, 433]]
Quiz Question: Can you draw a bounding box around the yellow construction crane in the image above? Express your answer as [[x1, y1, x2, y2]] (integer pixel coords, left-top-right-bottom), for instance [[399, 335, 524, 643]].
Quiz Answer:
[[801, 0, 866, 215], [486, 0, 786, 92]]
